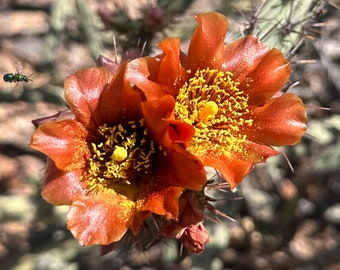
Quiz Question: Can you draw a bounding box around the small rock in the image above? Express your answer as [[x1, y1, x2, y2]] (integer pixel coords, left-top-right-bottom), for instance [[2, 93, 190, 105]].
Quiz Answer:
[[0, 195, 36, 221], [313, 142, 340, 174], [241, 186, 277, 223], [308, 120, 334, 145], [323, 203, 340, 225], [0, 11, 49, 36]]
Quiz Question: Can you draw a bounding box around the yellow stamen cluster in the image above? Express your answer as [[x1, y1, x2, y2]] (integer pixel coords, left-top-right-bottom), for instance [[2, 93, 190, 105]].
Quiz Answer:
[[85, 119, 164, 193], [175, 68, 253, 156]]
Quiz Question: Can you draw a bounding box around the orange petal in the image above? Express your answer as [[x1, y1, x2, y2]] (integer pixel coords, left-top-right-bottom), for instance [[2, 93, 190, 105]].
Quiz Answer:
[[42, 159, 84, 205], [240, 48, 291, 106], [142, 95, 195, 148], [142, 95, 175, 146], [187, 12, 228, 71], [64, 67, 113, 128], [201, 152, 254, 189], [201, 141, 278, 189], [30, 120, 90, 171], [161, 144, 206, 191], [245, 94, 307, 146], [141, 185, 183, 219], [222, 35, 269, 82], [126, 57, 164, 101], [99, 62, 143, 123], [157, 37, 186, 93], [67, 191, 134, 246], [167, 119, 196, 147], [241, 140, 279, 163]]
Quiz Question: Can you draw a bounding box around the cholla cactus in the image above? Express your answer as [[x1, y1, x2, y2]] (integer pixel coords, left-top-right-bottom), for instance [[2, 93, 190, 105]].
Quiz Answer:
[[243, 0, 325, 56]]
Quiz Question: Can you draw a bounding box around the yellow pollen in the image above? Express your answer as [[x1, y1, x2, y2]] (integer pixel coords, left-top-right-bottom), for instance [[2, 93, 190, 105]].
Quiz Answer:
[[111, 146, 128, 162], [83, 119, 166, 193], [175, 68, 253, 158]]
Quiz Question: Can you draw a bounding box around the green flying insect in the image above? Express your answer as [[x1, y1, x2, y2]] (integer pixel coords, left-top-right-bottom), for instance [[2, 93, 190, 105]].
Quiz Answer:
[[3, 72, 33, 84]]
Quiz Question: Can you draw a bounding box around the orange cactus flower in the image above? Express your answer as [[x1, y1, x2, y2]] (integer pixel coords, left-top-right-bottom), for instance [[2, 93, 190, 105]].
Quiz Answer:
[[127, 12, 307, 189], [30, 63, 206, 246]]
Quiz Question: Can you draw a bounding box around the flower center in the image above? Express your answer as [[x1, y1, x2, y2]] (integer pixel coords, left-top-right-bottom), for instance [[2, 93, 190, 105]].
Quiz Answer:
[[84, 119, 164, 193], [175, 68, 253, 156]]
